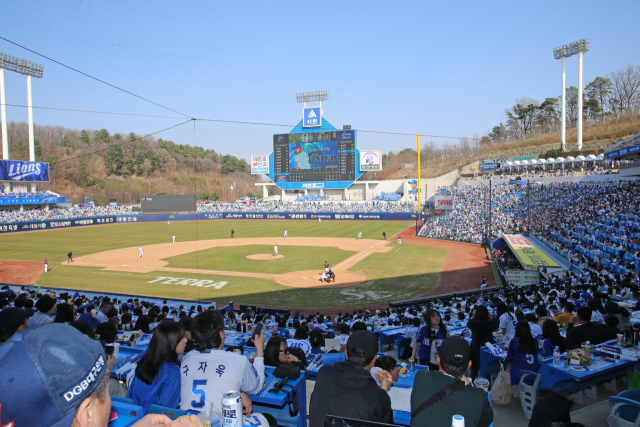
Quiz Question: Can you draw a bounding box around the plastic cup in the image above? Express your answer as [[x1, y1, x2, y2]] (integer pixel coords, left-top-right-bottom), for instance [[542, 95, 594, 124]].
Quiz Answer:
[[474, 377, 490, 392]]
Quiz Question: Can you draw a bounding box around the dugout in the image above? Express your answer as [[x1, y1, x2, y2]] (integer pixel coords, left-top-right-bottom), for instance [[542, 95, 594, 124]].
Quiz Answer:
[[140, 195, 196, 214]]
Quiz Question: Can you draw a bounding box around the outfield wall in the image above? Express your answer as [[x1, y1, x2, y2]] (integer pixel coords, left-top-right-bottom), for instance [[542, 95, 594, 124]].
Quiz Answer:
[[0, 211, 418, 234]]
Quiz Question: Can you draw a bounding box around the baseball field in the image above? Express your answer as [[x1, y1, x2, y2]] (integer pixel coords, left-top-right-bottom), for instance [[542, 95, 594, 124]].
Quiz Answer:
[[0, 219, 495, 311]]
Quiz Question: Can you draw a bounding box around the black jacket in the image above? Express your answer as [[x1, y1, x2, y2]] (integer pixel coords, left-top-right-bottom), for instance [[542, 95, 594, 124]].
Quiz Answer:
[[410, 371, 492, 427], [467, 318, 499, 367], [309, 361, 393, 427], [566, 322, 617, 348]]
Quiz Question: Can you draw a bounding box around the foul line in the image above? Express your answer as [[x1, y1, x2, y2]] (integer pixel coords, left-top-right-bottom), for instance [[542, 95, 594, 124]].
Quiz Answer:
[[332, 240, 389, 270], [69, 261, 321, 280], [395, 247, 402, 253]]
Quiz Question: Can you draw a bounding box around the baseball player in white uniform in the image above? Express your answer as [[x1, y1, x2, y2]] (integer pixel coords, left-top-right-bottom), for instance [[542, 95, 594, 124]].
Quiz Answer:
[[274, 244, 279, 257], [357, 231, 362, 240], [172, 235, 176, 244], [283, 230, 287, 238], [167, 220, 170, 225], [319, 217, 322, 224], [398, 235, 402, 245], [139, 246, 144, 258]]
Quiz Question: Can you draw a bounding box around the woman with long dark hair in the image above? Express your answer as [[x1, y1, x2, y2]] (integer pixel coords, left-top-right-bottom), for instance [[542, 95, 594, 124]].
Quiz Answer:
[[467, 305, 498, 379], [134, 315, 151, 334], [541, 319, 567, 357], [264, 335, 304, 369], [53, 303, 76, 323], [507, 320, 540, 390], [126, 320, 186, 410], [411, 309, 448, 371]]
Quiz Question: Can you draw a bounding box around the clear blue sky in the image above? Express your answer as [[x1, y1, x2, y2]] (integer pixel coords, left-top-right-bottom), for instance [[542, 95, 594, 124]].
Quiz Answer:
[[2, 0, 639, 159]]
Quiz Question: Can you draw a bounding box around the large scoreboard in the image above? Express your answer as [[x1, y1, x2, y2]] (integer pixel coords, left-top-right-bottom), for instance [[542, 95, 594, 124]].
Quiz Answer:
[[269, 129, 361, 190]]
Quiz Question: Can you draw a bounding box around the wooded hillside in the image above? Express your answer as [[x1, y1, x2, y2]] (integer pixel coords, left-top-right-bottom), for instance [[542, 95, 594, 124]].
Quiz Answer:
[[3, 122, 261, 205]]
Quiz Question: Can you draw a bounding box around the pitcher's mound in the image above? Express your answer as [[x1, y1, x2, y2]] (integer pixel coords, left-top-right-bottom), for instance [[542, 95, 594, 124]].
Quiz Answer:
[[246, 254, 285, 260]]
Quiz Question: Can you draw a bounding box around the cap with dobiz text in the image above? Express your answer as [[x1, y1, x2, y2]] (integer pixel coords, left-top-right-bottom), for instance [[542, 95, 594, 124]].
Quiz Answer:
[[0, 323, 107, 427]]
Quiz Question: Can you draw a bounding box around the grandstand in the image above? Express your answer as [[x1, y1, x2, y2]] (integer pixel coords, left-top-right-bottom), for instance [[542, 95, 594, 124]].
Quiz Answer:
[[374, 191, 401, 201]]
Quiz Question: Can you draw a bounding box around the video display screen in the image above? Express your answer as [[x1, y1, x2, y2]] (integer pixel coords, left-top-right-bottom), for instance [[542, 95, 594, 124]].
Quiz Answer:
[[273, 131, 356, 184]]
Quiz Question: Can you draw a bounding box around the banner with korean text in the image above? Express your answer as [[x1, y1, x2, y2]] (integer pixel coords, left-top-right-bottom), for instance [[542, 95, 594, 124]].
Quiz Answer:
[[503, 234, 560, 270], [504, 269, 540, 286]]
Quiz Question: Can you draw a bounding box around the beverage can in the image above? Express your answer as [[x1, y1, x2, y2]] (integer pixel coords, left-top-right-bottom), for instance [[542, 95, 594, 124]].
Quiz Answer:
[[222, 391, 243, 427]]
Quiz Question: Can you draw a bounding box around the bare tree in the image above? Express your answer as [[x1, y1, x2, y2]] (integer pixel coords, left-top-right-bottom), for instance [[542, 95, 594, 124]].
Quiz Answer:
[[608, 65, 640, 116]]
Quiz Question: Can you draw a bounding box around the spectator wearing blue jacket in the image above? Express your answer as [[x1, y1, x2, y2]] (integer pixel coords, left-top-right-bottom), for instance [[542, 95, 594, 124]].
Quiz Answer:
[[506, 320, 541, 395], [127, 320, 187, 411], [412, 308, 448, 371]]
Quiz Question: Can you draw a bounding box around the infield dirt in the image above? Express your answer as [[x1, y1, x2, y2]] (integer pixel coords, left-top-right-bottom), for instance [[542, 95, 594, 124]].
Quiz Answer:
[[63, 237, 389, 289]]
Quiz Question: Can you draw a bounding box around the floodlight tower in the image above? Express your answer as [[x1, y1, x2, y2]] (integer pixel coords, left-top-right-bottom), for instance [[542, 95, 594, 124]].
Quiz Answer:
[[296, 90, 329, 110], [553, 39, 590, 151], [0, 52, 44, 162]]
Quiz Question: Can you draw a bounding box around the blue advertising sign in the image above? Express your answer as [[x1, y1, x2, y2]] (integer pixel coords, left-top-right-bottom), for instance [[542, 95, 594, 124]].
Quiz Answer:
[[479, 160, 498, 171], [606, 144, 640, 159], [0, 196, 66, 206], [0, 160, 49, 182], [0, 211, 416, 233], [303, 107, 321, 127]]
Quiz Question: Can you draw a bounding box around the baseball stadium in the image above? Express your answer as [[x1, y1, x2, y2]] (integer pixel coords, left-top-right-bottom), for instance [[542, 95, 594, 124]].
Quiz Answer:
[[2, 5, 640, 427]]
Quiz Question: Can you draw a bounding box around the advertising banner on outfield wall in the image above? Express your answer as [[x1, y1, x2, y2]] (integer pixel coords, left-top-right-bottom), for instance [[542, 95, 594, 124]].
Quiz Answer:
[[0, 211, 417, 233], [504, 269, 540, 286], [433, 195, 455, 210], [0, 160, 50, 182]]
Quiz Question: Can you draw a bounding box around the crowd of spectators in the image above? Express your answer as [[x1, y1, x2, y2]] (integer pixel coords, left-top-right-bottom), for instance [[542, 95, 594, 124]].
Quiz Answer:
[[4, 267, 639, 426], [418, 184, 527, 243], [468, 165, 617, 181], [0, 189, 59, 198], [295, 194, 326, 202], [0, 204, 135, 224], [528, 180, 640, 279], [375, 192, 401, 201]]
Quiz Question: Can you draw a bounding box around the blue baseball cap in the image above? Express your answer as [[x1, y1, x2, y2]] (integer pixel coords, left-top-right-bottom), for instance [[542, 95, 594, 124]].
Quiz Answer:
[[0, 323, 107, 427]]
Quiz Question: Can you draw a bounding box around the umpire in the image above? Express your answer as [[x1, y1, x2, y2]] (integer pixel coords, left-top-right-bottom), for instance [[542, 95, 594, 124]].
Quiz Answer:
[[327, 269, 336, 282]]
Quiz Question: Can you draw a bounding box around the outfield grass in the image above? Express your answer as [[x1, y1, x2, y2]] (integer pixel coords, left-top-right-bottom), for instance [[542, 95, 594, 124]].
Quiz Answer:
[[164, 245, 356, 274], [0, 219, 412, 262]]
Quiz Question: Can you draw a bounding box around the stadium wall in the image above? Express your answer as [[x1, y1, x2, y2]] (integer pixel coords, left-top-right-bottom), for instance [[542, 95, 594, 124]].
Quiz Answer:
[[0, 211, 418, 234]]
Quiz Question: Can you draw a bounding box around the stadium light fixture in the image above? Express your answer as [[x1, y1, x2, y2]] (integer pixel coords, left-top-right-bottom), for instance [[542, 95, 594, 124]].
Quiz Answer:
[[553, 39, 589, 151], [553, 39, 590, 59], [296, 90, 329, 103], [0, 52, 45, 78], [0, 52, 45, 171]]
